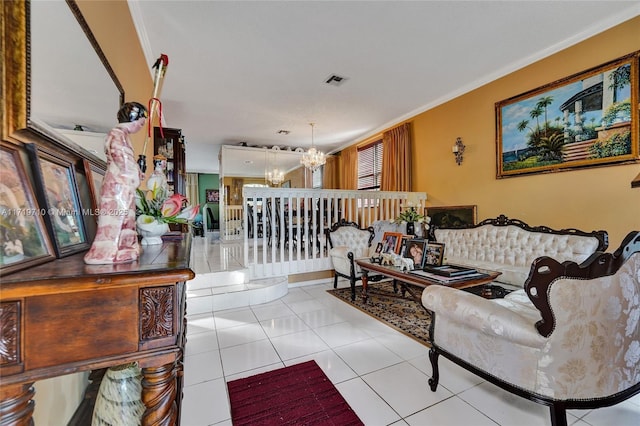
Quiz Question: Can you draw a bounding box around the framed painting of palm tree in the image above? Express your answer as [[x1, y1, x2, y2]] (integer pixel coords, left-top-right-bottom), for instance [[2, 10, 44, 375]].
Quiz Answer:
[[496, 51, 638, 178]]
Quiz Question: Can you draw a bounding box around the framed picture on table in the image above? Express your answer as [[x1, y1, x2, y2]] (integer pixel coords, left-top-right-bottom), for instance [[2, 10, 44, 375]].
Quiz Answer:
[[381, 231, 403, 254], [374, 242, 384, 255], [424, 242, 445, 267], [0, 142, 55, 275], [403, 239, 427, 269], [27, 144, 89, 258]]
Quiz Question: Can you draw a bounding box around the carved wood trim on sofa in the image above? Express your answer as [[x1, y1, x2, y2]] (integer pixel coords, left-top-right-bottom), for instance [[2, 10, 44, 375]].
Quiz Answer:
[[428, 214, 609, 252]]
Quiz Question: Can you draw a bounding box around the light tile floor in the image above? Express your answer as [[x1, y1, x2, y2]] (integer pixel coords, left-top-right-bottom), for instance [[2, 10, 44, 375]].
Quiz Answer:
[[182, 235, 640, 426]]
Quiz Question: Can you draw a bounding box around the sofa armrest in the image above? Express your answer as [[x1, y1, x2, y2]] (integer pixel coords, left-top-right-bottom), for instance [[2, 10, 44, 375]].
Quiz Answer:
[[329, 246, 354, 276], [422, 286, 546, 348], [525, 232, 640, 337]]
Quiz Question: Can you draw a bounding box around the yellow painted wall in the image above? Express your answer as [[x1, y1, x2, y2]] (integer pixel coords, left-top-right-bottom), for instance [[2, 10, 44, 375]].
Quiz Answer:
[[286, 167, 307, 188], [76, 0, 155, 179], [411, 17, 640, 248]]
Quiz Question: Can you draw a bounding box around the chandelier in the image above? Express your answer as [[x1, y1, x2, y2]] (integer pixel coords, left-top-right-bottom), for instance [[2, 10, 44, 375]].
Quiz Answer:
[[300, 123, 326, 172], [265, 150, 285, 185], [266, 167, 285, 185]]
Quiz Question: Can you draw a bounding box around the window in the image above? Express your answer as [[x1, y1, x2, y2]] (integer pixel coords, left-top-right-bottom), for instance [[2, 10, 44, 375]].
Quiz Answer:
[[358, 140, 383, 190]]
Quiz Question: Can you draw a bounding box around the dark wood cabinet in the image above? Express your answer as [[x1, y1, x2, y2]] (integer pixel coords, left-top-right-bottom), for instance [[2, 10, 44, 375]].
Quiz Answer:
[[154, 127, 186, 196], [0, 238, 194, 425]]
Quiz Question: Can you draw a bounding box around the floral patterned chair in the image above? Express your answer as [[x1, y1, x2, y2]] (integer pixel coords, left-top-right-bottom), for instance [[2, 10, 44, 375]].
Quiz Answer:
[[422, 231, 640, 426]]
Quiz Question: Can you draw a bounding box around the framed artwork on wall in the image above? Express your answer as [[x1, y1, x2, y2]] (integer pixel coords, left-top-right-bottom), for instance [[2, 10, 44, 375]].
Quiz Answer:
[[205, 189, 219, 203], [426, 205, 477, 229], [496, 51, 639, 178], [27, 144, 89, 258], [0, 143, 56, 275]]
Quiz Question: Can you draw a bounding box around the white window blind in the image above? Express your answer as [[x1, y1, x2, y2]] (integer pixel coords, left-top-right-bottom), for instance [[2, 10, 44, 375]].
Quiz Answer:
[[357, 141, 383, 190]]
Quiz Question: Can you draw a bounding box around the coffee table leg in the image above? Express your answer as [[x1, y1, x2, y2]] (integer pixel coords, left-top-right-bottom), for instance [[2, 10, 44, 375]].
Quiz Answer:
[[361, 270, 369, 302]]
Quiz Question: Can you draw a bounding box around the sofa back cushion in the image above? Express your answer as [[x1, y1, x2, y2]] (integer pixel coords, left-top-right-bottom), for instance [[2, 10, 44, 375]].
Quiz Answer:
[[327, 222, 373, 258], [433, 215, 607, 287]]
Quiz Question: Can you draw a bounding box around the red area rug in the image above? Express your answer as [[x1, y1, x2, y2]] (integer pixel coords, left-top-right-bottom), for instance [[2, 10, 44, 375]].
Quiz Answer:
[[227, 360, 363, 425]]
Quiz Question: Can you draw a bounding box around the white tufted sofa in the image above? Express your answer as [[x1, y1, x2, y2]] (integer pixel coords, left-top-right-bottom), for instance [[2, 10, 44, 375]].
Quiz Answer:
[[422, 231, 640, 426], [429, 215, 608, 289]]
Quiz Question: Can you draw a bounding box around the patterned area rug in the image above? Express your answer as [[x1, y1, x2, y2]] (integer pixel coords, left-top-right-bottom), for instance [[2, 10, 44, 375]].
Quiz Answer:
[[327, 281, 432, 346]]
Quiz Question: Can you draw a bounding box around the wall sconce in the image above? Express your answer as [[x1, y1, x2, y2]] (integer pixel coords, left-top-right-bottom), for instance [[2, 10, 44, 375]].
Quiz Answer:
[[452, 137, 465, 165]]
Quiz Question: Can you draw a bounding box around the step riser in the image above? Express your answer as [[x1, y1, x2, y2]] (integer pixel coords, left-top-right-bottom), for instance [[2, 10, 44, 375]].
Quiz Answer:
[[186, 271, 288, 314], [187, 269, 249, 291]]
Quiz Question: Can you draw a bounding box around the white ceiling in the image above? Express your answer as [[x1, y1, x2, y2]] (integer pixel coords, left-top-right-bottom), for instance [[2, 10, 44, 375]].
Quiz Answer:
[[127, 0, 640, 175]]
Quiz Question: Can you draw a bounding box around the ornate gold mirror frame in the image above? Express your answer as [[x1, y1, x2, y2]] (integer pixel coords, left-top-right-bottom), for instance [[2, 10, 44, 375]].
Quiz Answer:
[[1, 0, 123, 162]]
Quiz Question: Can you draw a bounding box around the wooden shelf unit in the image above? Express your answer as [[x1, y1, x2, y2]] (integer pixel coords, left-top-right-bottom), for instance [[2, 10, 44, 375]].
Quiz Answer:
[[154, 127, 186, 196]]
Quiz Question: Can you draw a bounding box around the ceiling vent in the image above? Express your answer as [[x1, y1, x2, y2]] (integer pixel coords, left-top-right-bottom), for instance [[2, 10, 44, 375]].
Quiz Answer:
[[325, 74, 348, 86]]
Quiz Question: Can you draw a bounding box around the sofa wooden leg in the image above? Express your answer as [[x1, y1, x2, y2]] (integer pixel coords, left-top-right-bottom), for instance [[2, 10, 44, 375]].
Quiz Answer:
[[333, 273, 338, 289], [349, 276, 356, 301], [428, 347, 439, 391], [549, 403, 567, 426]]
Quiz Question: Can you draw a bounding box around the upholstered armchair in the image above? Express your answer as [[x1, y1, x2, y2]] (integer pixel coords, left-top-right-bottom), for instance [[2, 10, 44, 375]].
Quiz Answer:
[[422, 231, 640, 426], [326, 219, 375, 301]]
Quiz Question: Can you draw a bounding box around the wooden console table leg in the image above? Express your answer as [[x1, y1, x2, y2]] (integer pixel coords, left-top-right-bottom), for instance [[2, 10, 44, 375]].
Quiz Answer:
[[141, 362, 178, 426], [361, 270, 369, 302], [0, 383, 35, 426]]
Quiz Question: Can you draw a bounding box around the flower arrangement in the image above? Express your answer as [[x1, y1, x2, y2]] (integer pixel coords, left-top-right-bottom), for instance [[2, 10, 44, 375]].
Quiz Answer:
[[135, 186, 199, 226], [394, 207, 429, 225]]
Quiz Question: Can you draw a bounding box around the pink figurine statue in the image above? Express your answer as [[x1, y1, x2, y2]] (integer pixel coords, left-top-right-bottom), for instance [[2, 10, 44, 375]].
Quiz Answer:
[[84, 102, 148, 264]]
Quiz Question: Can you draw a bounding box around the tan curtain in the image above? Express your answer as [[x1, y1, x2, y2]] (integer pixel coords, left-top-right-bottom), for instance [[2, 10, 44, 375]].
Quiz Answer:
[[186, 173, 199, 206], [323, 155, 339, 189], [381, 123, 412, 191], [338, 146, 358, 190]]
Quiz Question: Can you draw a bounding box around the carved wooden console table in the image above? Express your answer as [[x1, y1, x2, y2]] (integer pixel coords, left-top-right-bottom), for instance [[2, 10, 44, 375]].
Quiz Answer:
[[0, 238, 194, 425]]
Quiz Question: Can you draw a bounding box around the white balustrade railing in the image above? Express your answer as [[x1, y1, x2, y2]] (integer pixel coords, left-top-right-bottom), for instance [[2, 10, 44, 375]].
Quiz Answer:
[[236, 188, 426, 279], [223, 205, 244, 239]]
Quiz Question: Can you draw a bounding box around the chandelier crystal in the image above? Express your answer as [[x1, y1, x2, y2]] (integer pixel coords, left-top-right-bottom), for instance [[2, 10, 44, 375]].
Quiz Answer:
[[301, 123, 326, 172]]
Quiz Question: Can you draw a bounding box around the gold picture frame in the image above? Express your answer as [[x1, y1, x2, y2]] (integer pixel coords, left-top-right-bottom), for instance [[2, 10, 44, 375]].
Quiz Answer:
[[426, 205, 477, 229], [0, 142, 56, 275], [496, 51, 639, 178]]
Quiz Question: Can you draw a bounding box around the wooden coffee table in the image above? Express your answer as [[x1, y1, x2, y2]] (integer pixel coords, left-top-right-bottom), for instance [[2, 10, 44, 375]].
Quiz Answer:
[[355, 258, 502, 303]]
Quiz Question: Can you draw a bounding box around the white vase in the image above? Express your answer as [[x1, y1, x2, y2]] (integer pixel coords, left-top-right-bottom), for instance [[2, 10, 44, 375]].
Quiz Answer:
[[136, 219, 169, 245], [414, 222, 424, 238], [91, 363, 145, 425]]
